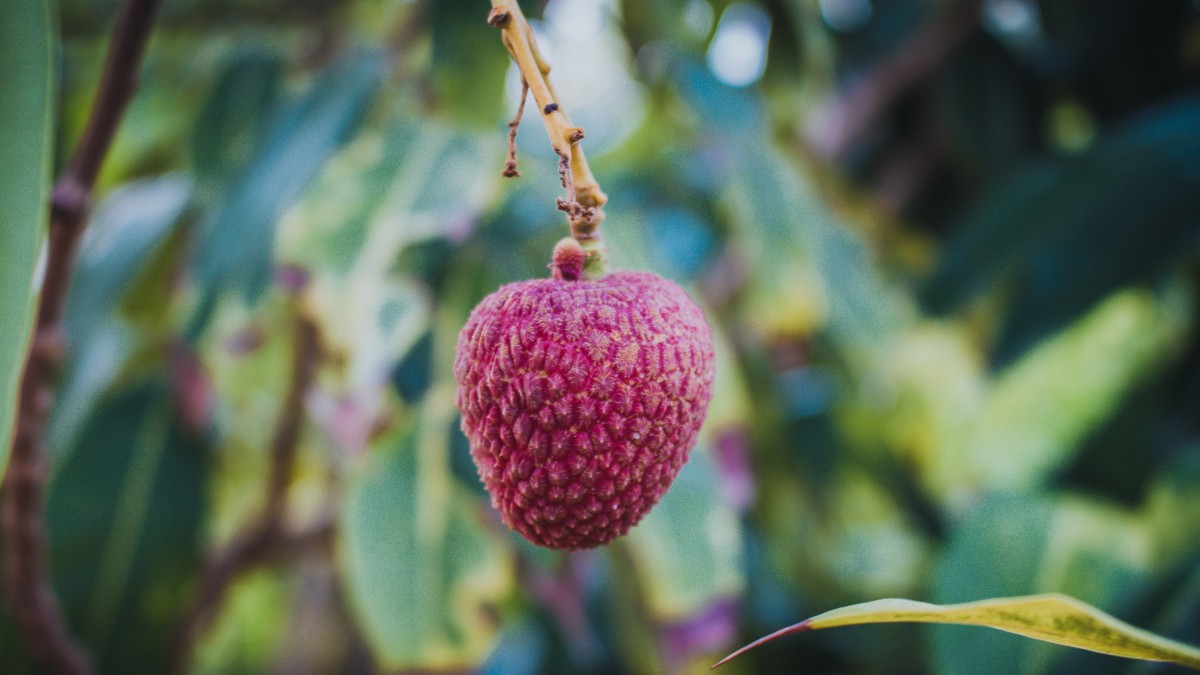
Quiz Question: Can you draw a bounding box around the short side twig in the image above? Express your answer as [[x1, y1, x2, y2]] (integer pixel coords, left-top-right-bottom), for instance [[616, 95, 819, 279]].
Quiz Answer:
[[167, 305, 322, 674], [1, 1, 163, 673], [502, 79, 529, 178]]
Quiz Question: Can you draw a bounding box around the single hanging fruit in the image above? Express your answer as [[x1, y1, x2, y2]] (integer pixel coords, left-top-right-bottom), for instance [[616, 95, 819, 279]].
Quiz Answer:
[[454, 239, 715, 550]]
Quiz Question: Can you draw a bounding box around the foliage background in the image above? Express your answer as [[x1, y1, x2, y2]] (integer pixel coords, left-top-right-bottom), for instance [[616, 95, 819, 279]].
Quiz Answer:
[[2, 0, 1200, 673]]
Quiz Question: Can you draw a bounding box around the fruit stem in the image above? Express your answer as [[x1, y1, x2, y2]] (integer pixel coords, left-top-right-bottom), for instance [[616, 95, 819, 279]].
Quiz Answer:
[[487, 0, 609, 277]]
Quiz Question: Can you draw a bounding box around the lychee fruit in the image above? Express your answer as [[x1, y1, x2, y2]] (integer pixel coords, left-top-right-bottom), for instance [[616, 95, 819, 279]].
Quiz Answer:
[[453, 244, 715, 550]]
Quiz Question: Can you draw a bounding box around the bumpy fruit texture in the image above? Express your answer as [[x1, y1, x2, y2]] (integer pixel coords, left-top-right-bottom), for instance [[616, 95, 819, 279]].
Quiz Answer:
[[454, 271, 715, 550]]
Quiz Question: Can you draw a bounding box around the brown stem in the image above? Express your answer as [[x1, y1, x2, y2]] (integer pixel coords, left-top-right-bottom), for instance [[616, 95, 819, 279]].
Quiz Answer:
[[1, 1, 162, 673], [487, 0, 609, 276], [265, 312, 320, 518], [167, 308, 322, 674], [502, 79, 529, 178]]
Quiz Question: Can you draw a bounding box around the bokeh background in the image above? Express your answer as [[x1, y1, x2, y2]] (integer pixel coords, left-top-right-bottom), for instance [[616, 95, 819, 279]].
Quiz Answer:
[[3, 0, 1200, 673]]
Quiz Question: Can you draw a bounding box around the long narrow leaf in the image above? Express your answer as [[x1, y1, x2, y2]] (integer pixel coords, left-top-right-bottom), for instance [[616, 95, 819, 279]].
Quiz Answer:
[[0, 0, 55, 474], [713, 594, 1200, 670]]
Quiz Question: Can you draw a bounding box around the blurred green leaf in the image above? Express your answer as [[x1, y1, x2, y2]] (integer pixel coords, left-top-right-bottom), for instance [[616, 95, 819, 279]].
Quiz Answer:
[[961, 288, 1189, 494], [668, 61, 902, 346], [924, 96, 1200, 364], [713, 593, 1200, 671], [619, 0, 717, 53], [192, 569, 291, 674], [933, 496, 1153, 675], [0, 0, 55, 475], [46, 381, 209, 672], [430, 0, 508, 126], [314, 275, 428, 395], [392, 329, 434, 402], [66, 175, 192, 341], [190, 49, 283, 188], [48, 323, 129, 462], [337, 399, 513, 671], [191, 52, 383, 311], [280, 118, 496, 394], [940, 39, 1038, 182], [726, 145, 902, 346], [624, 444, 744, 622], [1145, 453, 1200, 570], [280, 120, 499, 276], [50, 176, 193, 466]]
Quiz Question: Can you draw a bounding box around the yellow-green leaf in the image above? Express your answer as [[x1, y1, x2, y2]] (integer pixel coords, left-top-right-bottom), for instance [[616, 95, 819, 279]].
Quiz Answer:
[[712, 593, 1200, 670], [336, 393, 513, 671]]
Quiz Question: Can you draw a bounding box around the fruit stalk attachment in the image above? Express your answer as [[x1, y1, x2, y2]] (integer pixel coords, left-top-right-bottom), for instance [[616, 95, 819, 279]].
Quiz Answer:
[[487, 0, 609, 277]]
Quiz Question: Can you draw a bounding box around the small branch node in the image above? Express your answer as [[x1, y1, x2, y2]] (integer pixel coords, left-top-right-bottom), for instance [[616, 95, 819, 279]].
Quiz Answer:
[[487, 7, 511, 28], [555, 198, 595, 225], [574, 183, 606, 209], [29, 329, 66, 366], [49, 179, 90, 225]]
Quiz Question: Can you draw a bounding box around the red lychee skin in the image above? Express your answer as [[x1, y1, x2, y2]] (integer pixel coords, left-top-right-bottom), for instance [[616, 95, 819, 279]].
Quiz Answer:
[[454, 271, 715, 550]]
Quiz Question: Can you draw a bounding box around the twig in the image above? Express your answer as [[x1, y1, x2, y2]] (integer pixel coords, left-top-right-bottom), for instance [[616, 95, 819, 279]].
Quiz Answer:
[[165, 516, 335, 673], [167, 305, 322, 674], [264, 311, 320, 519], [486, 0, 608, 270], [502, 79, 529, 178], [1, 0, 162, 673], [804, 0, 982, 159]]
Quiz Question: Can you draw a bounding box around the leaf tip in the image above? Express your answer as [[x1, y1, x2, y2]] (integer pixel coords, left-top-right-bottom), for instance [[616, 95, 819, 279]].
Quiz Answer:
[[711, 620, 813, 669]]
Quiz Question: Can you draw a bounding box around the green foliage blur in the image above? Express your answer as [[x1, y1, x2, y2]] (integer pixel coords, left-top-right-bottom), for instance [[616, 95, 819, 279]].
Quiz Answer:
[[3, 0, 1200, 673]]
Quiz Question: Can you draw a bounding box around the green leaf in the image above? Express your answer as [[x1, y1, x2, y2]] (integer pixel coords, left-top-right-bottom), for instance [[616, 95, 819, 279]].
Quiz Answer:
[[337, 395, 513, 671], [47, 175, 192, 465], [279, 120, 499, 277], [190, 49, 283, 187], [624, 444, 743, 622], [1145, 454, 1200, 570], [392, 329, 434, 402], [65, 175, 192, 341], [429, 0, 508, 125], [278, 119, 496, 391], [190, 53, 383, 310], [933, 495, 1153, 675], [0, 0, 55, 475], [712, 594, 1200, 670], [723, 140, 904, 348], [924, 96, 1200, 364], [959, 288, 1188, 494], [619, 0, 706, 53], [46, 381, 209, 672], [858, 288, 1189, 503]]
